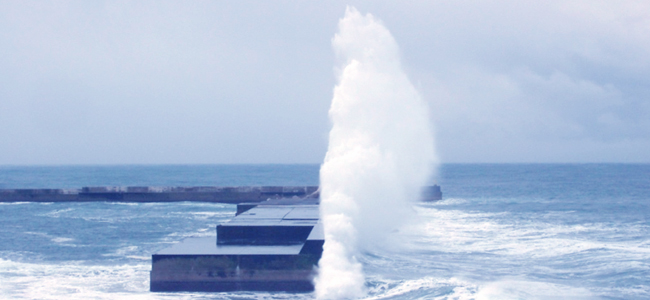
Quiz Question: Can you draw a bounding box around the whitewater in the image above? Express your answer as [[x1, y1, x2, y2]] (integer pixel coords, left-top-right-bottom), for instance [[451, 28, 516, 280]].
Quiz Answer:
[[316, 7, 436, 299], [0, 164, 648, 299]]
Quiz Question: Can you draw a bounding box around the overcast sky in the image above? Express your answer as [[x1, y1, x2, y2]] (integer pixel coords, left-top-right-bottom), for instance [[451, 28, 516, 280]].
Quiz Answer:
[[1, 1, 648, 164]]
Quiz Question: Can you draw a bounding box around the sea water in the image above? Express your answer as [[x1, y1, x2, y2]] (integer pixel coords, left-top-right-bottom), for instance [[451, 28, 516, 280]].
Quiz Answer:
[[0, 164, 648, 299]]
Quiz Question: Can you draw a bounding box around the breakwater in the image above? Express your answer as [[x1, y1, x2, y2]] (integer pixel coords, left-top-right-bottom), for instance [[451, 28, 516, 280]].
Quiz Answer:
[[0, 186, 319, 203], [0, 185, 441, 203]]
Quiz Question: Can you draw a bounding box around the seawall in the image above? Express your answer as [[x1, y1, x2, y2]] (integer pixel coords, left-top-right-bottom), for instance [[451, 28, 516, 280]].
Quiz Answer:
[[0, 185, 441, 203], [0, 186, 319, 203]]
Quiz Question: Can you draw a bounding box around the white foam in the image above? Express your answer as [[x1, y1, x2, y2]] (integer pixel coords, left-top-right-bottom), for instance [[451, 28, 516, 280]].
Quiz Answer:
[[39, 208, 74, 218], [365, 276, 478, 300], [108, 202, 140, 206], [24, 232, 77, 246], [426, 198, 469, 206], [184, 211, 234, 220], [361, 275, 600, 300], [409, 206, 650, 260], [0, 258, 153, 300], [51, 237, 75, 244], [316, 6, 436, 299], [475, 280, 597, 300]]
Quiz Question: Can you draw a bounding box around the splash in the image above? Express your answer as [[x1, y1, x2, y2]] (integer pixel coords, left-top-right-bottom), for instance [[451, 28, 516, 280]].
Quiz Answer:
[[315, 7, 436, 299]]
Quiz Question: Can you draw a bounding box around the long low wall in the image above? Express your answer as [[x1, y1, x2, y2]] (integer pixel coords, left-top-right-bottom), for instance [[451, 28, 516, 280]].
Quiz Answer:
[[0, 185, 442, 203], [0, 186, 319, 203]]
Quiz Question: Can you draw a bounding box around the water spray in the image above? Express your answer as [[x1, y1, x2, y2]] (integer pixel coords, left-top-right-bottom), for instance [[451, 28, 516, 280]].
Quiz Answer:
[[315, 6, 437, 299]]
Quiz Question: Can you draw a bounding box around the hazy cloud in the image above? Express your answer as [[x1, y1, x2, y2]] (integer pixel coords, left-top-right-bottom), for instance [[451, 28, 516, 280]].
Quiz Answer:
[[1, 1, 648, 164]]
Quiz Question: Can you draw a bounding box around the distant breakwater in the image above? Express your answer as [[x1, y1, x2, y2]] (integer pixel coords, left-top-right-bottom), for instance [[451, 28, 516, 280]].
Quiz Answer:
[[0, 186, 319, 203], [0, 185, 441, 203]]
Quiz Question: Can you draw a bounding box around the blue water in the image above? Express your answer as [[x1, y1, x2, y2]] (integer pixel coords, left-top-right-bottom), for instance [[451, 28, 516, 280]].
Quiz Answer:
[[0, 164, 320, 188], [0, 164, 648, 299]]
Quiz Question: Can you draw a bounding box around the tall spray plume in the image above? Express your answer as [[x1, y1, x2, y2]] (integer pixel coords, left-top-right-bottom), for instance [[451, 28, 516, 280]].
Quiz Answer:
[[315, 7, 437, 299]]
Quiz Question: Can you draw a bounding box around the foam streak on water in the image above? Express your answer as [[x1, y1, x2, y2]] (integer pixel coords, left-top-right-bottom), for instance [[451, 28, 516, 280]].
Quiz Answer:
[[315, 7, 436, 299]]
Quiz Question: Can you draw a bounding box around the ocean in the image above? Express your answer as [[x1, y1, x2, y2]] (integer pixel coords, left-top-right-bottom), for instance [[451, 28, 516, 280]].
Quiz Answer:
[[0, 164, 648, 299]]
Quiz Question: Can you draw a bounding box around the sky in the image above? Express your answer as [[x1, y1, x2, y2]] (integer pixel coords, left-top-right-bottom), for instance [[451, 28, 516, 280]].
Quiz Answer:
[[1, 0, 648, 164]]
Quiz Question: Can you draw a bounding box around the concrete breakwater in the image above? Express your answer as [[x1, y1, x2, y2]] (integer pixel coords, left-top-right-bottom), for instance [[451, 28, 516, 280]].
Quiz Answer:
[[0, 185, 442, 203], [0, 186, 319, 203]]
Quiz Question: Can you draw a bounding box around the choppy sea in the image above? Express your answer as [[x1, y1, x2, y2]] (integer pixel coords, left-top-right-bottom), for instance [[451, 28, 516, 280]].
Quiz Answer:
[[0, 164, 648, 300]]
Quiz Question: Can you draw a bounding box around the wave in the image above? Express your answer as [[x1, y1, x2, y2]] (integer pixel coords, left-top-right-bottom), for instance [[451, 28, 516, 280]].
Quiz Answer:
[[409, 206, 650, 257], [365, 276, 478, 300], [474, 279, 597, 300], [363, 276, 599, 300], [24, 231, 77, 246], [37, 208, 75, 218], [0, 258, 152, 300], [422, 198, 469, 206]]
